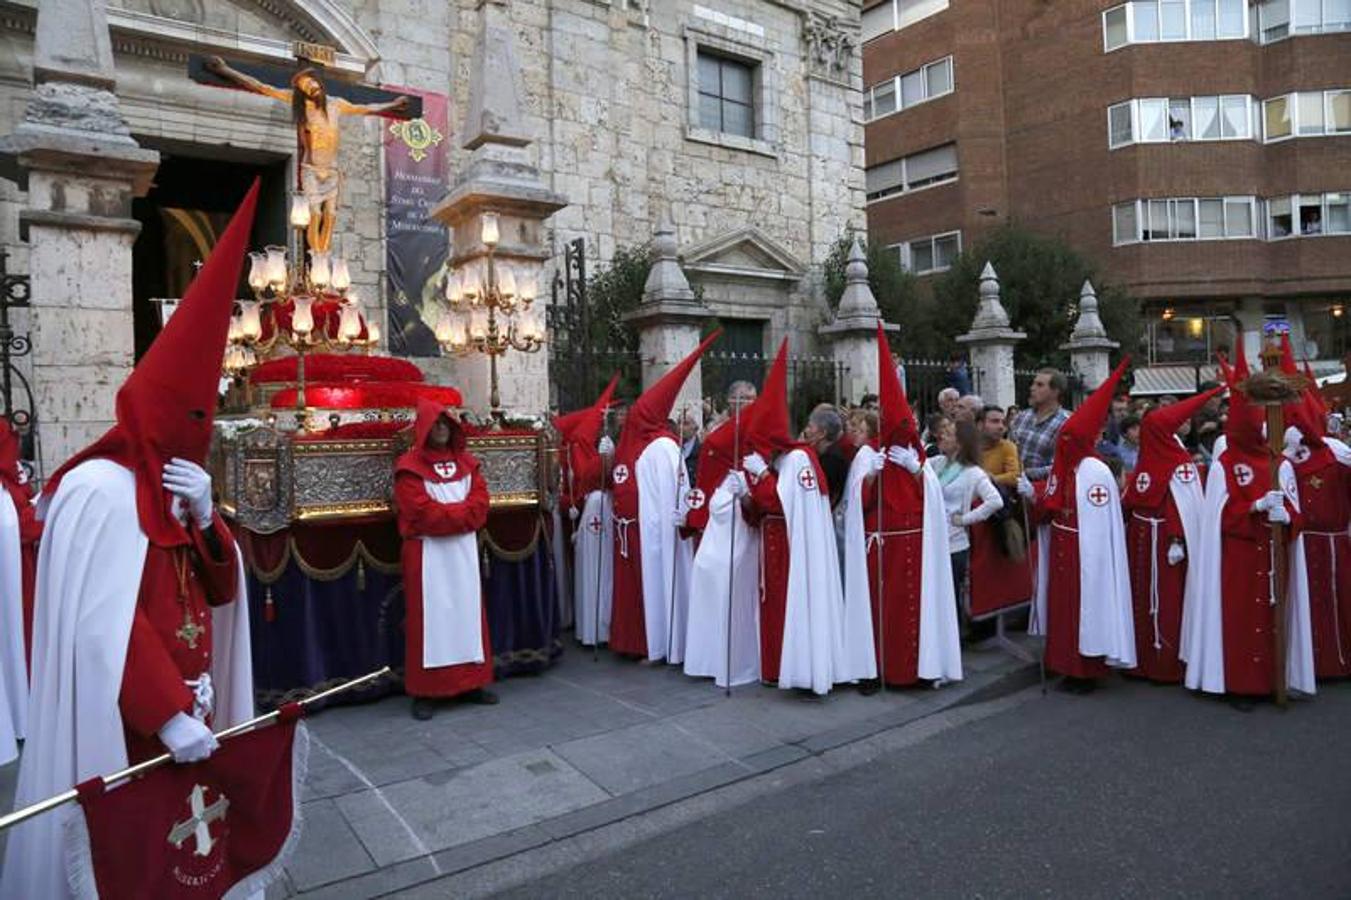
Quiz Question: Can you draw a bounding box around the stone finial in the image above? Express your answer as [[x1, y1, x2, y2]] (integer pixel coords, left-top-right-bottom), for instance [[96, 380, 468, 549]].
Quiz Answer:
[[32, 0, 116, 90], [970, 261, 1011, 330], [461, 0, 532, 150], [1062, 279, 1119, 350], [836, 236, 881, 319], [642, 218, 696, 304]]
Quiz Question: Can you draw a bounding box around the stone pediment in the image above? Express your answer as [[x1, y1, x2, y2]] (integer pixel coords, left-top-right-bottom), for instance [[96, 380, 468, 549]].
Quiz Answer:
[[680, 226, 806, 282], [98, 0, 379, 73]]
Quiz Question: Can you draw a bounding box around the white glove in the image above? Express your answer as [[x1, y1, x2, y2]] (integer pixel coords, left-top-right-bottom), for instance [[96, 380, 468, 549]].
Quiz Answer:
[[886, 445, 921, 473], [721, 471, 749, 497], [1016, 474, 1035, 499], [867, 451, 885, 474], [1252, 490, 1284, 514], [157, 711, 218, 763], [162, 458, 213, 528], [568, 506, 580, 521], [1167, 541, 1185, 566], [742, 453, 769, 478], [597, 435, 615, 456], [1283, 426, 1303, 459], [1267, 503, 1291, 525]]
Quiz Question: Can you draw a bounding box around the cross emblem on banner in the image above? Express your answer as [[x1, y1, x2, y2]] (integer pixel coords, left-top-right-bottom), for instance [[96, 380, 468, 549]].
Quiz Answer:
[[797, 468, 818, 491], [1175, 464, 1196, 483], [1134, 472, 1151, 494], [1233, 463, 1254, 487], [612, 464, 630, 485], [1087, 484, 1110, 507], [686, 488, 705, 509], [168, 784, 230, 858], [433, 461, 457, 480], [587, 515, 602, 534]]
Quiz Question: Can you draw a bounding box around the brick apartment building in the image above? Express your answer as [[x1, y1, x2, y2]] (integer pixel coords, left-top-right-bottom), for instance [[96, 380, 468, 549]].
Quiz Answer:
[[862, 0, 1351, 392]]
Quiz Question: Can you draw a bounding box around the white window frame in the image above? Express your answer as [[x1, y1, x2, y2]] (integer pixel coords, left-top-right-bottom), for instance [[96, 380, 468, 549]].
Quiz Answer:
[[865, 143, 959, 203], [1257, 0, 1351, 43], [1267, 192, 1351, 238], [1107, 95, 1255, 148], [1111, 196, 1259, 245], [864, 55, 954, 123], [1263, 89, 1351, 140], [862, 0, 951, 42], [1103, 0, 1250, 51], [895, 231, 962, 275]]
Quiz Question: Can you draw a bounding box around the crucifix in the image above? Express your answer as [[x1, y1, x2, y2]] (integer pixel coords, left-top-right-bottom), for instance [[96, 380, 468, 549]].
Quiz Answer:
[[189, 49, 421, 253]]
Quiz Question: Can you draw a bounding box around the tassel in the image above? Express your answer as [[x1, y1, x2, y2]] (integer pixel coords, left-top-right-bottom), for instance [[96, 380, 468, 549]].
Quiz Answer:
[[357, 558, 366, 593], [265, 586, 277, 623]]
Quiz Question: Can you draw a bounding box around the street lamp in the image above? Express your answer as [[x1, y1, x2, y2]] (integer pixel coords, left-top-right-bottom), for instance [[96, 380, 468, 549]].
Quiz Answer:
[[436, 212, 546, 422]]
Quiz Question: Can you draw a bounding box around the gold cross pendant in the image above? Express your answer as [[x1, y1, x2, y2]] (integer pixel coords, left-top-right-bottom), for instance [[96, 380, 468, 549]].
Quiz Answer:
[[1309, 475, 1324, 491], [176, 614, 205, 650]]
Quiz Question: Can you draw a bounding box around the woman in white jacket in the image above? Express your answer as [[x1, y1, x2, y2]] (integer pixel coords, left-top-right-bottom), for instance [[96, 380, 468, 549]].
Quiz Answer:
[[929, 417, 1003, 626]]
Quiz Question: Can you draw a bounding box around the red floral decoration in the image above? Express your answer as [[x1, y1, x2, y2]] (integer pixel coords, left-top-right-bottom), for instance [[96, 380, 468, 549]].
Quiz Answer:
[[251, 353, 425, 386], [269, 382, 463, 410]]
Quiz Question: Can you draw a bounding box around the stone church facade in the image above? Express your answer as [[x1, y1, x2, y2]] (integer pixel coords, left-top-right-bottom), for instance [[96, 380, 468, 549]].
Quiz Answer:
[[0, 0, 864, 475]]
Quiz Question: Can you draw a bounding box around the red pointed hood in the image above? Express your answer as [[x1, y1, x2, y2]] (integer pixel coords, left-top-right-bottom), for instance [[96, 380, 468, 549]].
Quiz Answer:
[[42, 180, 259, 546], [1224, 334, 1266, 454], [555, 374, 618, 449], [1124, 385, 1221, 508], [616, 330, 721, 459], [0, 419, 26, 496], [876, 323, 921, 455], [744, 339, 794, 457], [395, 397, 475, 482], [1044, 356, 1129, 512]]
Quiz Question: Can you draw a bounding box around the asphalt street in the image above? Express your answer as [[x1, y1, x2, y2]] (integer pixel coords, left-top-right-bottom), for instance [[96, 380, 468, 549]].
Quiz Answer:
[[494, 678, 1351, 899]]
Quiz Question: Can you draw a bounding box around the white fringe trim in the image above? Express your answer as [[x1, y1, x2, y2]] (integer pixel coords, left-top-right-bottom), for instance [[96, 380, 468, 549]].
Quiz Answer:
[[61, 722, 312, 900]]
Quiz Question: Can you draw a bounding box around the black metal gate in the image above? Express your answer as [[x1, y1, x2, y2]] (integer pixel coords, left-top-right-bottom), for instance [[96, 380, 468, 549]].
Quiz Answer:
[[546, 238, 641, 414], [0, 250, 37, 478]]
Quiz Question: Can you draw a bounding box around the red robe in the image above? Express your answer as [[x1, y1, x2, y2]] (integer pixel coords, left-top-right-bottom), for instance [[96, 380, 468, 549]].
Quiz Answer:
[[1219, 467, 1302, 696], [396, 469, 494, 698], [4, 481, 39, 669], [861, 468, 924, 686], [1292, 454, 1351, 678], [1031, 473, 1109, 680], [748, 472, 788, 683], [609, 455, 647, 658], [119, 514, 239, 764], [1124, 490, 1188, 682]]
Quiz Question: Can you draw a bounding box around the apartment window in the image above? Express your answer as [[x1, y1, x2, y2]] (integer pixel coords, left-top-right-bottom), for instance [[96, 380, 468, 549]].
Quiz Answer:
[[861, 0, 950, 41], [1267, 193, 1351, 237], [1264, 90, 1351, 140], [1112, 197, 1258, 244], [1103, 0, 1248, 49], [865, 143, 958, 200], [697, 52, 755, 138], [864, 56, 953, 122], [897, 231, 961, 274], [1107, 95, 1254, 148], [1258, 0, 1351, 41]]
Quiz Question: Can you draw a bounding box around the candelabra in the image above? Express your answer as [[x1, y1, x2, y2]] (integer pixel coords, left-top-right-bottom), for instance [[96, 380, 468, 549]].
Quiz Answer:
[[435, 212, 546, 421], [223, 194, 380, 423]]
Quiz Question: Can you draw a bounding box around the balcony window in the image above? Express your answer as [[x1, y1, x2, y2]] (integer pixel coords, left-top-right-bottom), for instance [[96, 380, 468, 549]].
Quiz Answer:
[[1257, 0, 1351, 41], [1113, 197, 1259, 244], [1108, 95, 1254, 148], [862, 0, 950, 41], [1264, 90, 1351, 140], [1269, 193, 1351, 237], [1264, 95, 1293, 140], [1103, 0, 1249, 49], [895, 231, 962, 274], [863, 56, 953, 122], [864, 143, 958, 200], [1268, 197, 1293, 238]]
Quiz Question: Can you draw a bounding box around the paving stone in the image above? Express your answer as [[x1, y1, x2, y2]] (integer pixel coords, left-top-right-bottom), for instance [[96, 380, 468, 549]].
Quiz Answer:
[[552, 719, 743, 796], [335, 748, 607, 867], [285, 799, 377, 892]]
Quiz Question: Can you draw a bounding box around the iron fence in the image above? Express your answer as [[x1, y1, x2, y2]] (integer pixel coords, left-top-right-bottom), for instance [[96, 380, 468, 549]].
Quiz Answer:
[[701, 350, 848, 429]]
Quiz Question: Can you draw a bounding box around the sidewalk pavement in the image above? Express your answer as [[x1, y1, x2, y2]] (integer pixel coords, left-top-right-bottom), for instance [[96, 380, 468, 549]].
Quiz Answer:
[[275, 637, 1036, 898]]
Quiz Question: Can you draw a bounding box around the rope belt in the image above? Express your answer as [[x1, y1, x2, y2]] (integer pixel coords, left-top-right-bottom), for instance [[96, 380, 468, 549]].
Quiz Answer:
[[185, 673, 213, 722], [1132, 512, 1167, 651], [1051, 521, 1078, 535], [614, 517, 636, 559], [865, 527, 923, 553], [1305, 529, 1347, 665]]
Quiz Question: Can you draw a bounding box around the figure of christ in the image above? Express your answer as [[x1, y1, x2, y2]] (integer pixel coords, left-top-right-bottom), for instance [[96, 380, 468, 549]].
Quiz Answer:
[[205, 56, 409, 252]]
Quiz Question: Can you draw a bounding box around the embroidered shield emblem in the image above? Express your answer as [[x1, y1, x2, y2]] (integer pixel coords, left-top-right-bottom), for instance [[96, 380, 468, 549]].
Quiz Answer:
[[1087, 484, 1111, 507], [612, 464, 630, 485], [797, 467, 818, 491], [433, 460, 457, 480], [1294, 445, 1311, 464], [686, 488, 706, 510], [1233, 463, 1254, 487], [587, 515, 603, 534], [1175, 463, 1197, 483], [1134, 472, 1151, 494]]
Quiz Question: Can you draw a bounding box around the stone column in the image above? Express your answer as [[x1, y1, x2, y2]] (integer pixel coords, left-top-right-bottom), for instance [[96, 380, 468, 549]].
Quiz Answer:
[[1062, 280, 1119, 391], [1232, 297, 1266, 360], [0, 0, 159, 477], [623, 219, 712, 425], [818, 237, 895, 404], [957, 263, 1025, 409]]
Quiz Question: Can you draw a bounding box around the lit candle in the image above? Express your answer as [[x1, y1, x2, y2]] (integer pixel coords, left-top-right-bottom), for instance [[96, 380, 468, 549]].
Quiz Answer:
[[469, 308, 488, 341], [367, 322, 381, 345], [434, 310, 453, 345], [499, 264, 517, 299], [450, 310, 468, 348], [292, 296, 315, 336], [481, 212, 500, 247], [264, 246, 288, 288], [227, 314, 243, 343], [247, 252, 267, 291], [309, 251, 331, 288], [290, 195, 311, 228], [338, 303, 362, 342], [518, 270, 537, 303], [331, 257, 352, 292], [240, 301, 262, 341]]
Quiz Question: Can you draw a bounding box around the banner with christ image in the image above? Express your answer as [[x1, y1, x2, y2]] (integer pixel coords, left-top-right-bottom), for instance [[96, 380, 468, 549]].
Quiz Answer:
[[384, 87, 450, 358]]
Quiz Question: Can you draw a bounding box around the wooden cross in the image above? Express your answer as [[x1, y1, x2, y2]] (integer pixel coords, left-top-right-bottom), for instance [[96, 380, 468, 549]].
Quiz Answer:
[[187, 52, 421, 120]]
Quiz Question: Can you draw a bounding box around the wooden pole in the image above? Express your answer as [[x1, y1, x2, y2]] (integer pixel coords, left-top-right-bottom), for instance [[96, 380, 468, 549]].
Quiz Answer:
[[1263, 404, 1289, 708]]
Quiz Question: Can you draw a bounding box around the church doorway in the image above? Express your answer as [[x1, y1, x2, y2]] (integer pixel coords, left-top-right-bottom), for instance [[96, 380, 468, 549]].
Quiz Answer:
[[131, 142, 289, 360]]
